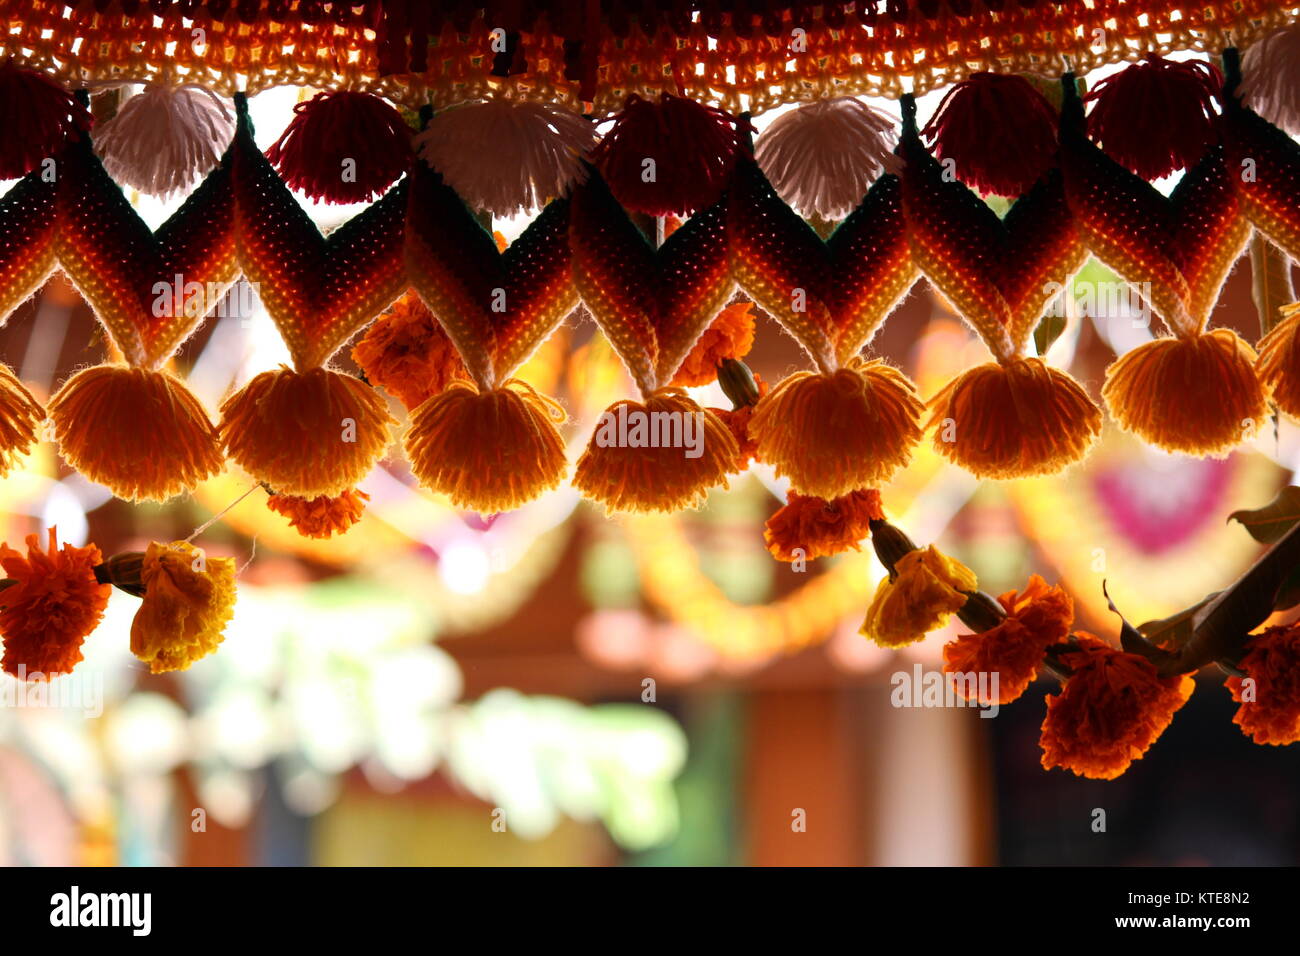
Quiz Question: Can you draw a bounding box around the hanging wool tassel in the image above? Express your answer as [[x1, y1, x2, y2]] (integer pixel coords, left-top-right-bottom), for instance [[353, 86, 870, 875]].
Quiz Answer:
[[572, 388, 740, 513], [922, 73, 1059, 197], [94, 83, 234, 198], [266, 90, 413, 204], [1255, 303, 1300, 418], [48, 366, 225, 502], [1239, 24, 1300, 135], [0, 62, 92, 179], [591, 92, 748, 216], [1084, 55, 1222, 181], [404, 378, 569, 514], [754, 97, 901, 218], [413, 96, 596, 218], [219, 367, 396, 498], [1102, 329, 1267, 456], [926, 358, 1101, 478], [747, 358, 924, 500], [0, 364, 44, 478]]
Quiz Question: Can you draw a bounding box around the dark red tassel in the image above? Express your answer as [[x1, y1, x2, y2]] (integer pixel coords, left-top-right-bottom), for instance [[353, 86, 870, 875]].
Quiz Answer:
[[265, 90, 413, 204], [591, 92, 749, 216], [1084, 55, 1222, 180], [921, 72, 1058, 197], [0, 62, 91, 179]]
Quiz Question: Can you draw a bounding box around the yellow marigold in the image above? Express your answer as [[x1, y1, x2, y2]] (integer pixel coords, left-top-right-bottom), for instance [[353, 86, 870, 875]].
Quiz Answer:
[[671, 301, 757, 388], [943, 574, 1074, 704], [1226, 624, 1300, 745], [860, 544, 977, 648], [129, 540, 237, 674], [351, 291, 467, 411], [0, 528, 110, 679], [764, 489, 882, 562], [266, 488, 370, 539], [1039, 634, 1195, 780], [0, 362, 44, 479]]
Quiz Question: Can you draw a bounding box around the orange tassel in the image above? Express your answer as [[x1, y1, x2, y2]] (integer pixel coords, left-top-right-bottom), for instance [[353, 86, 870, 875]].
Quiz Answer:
[[747, 359, 922, 499], [927, 358, 1101, 479], [220, 366, 395, 497], [1255, 304, 1300, 418], [403, 379, 568, 513], [48, 364, 223, 501], [573, 388, 737, 513], [0, 363, 44, 478], [1103, 330, 1266, 456]]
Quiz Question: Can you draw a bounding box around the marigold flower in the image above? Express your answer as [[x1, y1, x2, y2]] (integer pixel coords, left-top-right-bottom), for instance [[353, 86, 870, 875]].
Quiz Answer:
[[671, 301, 757, 388], [1255, 304, 1300, 420], [0, 362, 44, 479], [1039, 634, 1195, 780], [404, 378, 568, 513], [1225, 624, 1300, 745], [749, 358, 923, 499], [1102, 329, 1267, 456], [48, 364, 224, 501], [927, 358, 1101, 479], [710, 372, 768, 472], [267, 488, 370, 539], [574, 387, 738, 513], [943, 574, 1073, 704], [860, 544, 977, 648], [220, 365, 395, 498], [351, 292, 467, 411], [0, 528, 110, 679], [765, 489, 883, 562], [129, 540, 236, 674]]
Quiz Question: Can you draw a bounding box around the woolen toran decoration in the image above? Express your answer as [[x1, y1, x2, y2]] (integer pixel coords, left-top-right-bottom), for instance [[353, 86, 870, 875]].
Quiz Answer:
[[0, 2, 1299, 780]]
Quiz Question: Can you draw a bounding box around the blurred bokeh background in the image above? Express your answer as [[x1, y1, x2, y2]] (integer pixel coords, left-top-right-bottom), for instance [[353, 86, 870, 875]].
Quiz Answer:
[[1, 77, 1298, 868]]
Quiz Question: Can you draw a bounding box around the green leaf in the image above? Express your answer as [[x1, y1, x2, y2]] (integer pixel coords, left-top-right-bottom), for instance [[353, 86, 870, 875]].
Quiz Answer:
[[1228, 486, 1300, 544], [1033, 311, 1068, 355]]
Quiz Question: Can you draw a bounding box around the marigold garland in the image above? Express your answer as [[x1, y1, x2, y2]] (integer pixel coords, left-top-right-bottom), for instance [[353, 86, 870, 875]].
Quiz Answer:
[[1226, 624, 1300, 746], [764, 489, 882, 563], [860, 544, 977, 649], [219, 366, 396, 499], [0, 528, 110, 680], [129, 540, 237, 675], [1039, 635, 1196, 780], [266, 488, 371, 540], [671, 301, 756, 388], [351, 291, 468, 411]]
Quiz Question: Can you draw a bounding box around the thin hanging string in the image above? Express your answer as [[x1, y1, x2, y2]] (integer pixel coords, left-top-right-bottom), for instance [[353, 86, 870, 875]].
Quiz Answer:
[[185, 480, 263, 542]]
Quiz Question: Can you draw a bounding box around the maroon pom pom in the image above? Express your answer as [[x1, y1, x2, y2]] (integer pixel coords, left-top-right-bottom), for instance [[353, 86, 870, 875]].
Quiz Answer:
[[1084, 55, 1222, 180], [266, 90, 413, 203], [0, 62, 91, 179], [921, 72, 1058, 197], [591, 92, 749, 216]]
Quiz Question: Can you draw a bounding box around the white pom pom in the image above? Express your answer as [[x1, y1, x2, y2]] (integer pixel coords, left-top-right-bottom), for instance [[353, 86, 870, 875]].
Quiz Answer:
[[95, 83, 234, 198], [414, 96, 596, 218], [754, 96, 902, 221], [1241, 25, 1300, 135]]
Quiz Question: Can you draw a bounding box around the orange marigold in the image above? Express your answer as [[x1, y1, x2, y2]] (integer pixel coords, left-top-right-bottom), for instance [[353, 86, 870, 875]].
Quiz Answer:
[[1226, 624, 1300, 745], [1039, 635, 1195, 780], [351, 292, 467, 411], [710, 372, 769, 472], [267, 488, 370, 539], [764, 489, 883, 562], [0, 528, 110, 679], [671, 302, 757, 388], [943, 574, 1073, 704], [130, 540, 237, 674]]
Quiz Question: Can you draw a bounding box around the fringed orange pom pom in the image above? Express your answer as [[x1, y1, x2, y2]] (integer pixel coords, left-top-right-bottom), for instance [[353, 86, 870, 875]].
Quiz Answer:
[[1226, 624, 1300, 745], [764, 489, 882, 562], [1039, 635, 1195, 780], [1102, 329, 1266, 456], [748, 359, 923, 499], [0, 528, 110, 680], [403, 379, 568, 513], [671, 301, 757, 388], [573, 388, 738, 513], [926, 358, 1101, 479], [1255, 303, 1300, 419], [219, 366, 395, 498], [351, 292, 467, 410], [48, 365, 223, 502], [0, 363, 45, 478], [266, 488, 370, 539]]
